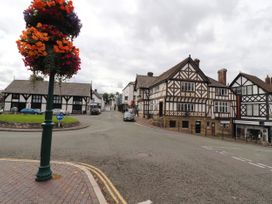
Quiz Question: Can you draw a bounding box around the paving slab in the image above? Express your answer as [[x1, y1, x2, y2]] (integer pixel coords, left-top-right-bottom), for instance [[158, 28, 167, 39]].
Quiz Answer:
[[0, 159, 106, 204]]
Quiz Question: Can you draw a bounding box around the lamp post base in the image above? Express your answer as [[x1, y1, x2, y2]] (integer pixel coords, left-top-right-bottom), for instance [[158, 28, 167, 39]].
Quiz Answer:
[[36, 165, 52, 182]]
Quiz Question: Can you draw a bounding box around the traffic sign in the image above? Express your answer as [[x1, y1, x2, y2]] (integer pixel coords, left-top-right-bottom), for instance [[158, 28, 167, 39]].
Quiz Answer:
[[56, 113, 64, 121]]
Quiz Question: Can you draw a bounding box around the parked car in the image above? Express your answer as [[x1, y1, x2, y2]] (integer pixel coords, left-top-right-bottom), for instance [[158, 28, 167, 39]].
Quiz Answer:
[[91, 107, 101, 115], [52, 109, 70, 115], [20, 108, 41, 114], [123, 110, 135, 122]]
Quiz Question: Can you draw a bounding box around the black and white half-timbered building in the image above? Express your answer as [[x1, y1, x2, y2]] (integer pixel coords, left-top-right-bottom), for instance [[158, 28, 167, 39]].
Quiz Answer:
[[135, 56, 236, 136], [3, 80, 92, 114], [230, 73, 272, 143], [134, 72, 157, 117]]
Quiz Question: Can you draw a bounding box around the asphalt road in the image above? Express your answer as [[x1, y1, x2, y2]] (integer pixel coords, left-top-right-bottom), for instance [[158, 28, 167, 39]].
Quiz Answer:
[[1, 111, 272, 203]]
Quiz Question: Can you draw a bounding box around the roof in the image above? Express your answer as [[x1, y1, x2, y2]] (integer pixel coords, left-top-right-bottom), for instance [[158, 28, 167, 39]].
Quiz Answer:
[[122, 81, 135, 91], [230, 73, 272, 92], [93, 90, 102, 99], [207, 77, 227, 88], [135, 75, 157, 89], [3, 80, 91, 96], [149, 56, 209, 87]]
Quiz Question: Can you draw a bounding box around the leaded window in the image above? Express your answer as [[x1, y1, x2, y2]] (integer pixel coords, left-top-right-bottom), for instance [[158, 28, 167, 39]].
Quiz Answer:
[[181, 82, 195, 92], [215, 88, 228, 96], [32, 95, 42, 103], [214, 101, 228, 113]]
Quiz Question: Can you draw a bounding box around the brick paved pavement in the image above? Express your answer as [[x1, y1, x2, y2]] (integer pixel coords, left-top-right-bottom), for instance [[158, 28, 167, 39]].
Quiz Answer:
[[0, 159, 106, 204]]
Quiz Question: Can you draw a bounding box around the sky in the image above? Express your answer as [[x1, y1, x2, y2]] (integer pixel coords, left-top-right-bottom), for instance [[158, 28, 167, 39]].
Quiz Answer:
[[1, 0, 272, 93]]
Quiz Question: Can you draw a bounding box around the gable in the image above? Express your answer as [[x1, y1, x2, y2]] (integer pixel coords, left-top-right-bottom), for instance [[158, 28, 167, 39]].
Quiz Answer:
[[230, 75, 266, 94], [171, 62, 208, 82]]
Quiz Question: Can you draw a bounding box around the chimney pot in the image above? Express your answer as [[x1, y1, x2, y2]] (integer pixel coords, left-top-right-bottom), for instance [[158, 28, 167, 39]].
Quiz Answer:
[[218, 68, 227, 85], [265, 75, 271, 84], [147, 72, 153, 77], [194, 58, 200, 66]]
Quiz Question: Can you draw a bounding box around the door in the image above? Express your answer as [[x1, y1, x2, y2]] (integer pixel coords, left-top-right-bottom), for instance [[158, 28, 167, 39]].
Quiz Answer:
[[195, 121, 201, 134], [159, 102, 163, 117], [211, 122, 215, 136]]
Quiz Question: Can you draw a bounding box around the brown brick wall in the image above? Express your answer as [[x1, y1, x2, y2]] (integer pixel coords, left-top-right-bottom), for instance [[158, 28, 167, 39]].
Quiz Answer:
[[152, 116, 233, 137]]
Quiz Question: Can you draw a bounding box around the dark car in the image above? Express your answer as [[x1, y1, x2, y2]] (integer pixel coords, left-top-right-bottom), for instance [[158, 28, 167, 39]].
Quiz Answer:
[[91, 107, 101, 115], [20, 108, 41, 114]]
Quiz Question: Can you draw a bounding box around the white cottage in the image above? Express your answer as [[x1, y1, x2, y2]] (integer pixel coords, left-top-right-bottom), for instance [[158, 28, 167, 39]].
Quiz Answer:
[[3, 80, 92, 114]]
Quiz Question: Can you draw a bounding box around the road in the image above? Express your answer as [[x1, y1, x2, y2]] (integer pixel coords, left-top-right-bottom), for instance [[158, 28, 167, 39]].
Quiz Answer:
[[0, 111, 272, 203]]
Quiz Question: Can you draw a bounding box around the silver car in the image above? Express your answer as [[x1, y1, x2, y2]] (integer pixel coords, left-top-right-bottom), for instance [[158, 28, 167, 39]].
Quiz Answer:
[[123, 111, 135, 122]]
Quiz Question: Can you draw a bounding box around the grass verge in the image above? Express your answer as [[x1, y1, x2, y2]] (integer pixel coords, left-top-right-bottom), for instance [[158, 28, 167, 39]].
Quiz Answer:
[[0, 114, 78, 124]]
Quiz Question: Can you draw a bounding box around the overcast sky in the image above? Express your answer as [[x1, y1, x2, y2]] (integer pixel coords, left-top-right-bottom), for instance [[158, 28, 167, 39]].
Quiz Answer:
[[1, 0, 272, 93]]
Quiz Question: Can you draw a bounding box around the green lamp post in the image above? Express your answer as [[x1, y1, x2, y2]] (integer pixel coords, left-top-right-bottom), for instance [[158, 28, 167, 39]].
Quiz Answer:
[[17, 0, 82, 181], [36, 72, 55, 181]]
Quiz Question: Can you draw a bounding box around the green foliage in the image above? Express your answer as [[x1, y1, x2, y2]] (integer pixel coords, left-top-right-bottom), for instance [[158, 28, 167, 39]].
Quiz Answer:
[[0, 114, 78, 124], [102, 92, 115, 104]]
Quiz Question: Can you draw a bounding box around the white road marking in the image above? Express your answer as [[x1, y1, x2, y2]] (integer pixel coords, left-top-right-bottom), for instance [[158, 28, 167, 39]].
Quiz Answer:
[[232, 156, 247, 162], [237, 157, 252, 162], [201, 146, 213, 150], [248, 162, 266, 168], [257, 163, 272, 169], [219, 151, 228, 155], [138, 200, 152, 204]]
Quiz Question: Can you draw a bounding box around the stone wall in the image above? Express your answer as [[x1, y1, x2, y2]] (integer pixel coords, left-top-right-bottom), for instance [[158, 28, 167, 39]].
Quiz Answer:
[[0, 121, 80, 129]]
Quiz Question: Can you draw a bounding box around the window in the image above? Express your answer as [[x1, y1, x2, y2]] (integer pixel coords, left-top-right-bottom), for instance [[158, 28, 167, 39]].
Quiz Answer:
[[253, 104, 259, 116], [177, 103, 194, 112], [32, 95, 42, 103], [73, 96, 82, 104], [181, 82, 195, 92], [124, 96, 128, 100], [53, 96, 62, 104], [12, 94, 19, 100], [246, 104, 252, 116], [247, 86, 253, 95], [182, 121, 189, 128], [214, 101, 228, 113], [169, 120, 176, 128], [215, 88, 228, 96], [242, 87, 247, 95]]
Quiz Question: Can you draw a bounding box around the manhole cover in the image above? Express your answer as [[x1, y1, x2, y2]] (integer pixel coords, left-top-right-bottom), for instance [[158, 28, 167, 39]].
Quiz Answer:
[[52, 174, 62, 180]]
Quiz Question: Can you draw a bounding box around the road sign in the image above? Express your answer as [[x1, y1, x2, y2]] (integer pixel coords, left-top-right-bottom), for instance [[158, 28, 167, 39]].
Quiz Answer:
[[56, 113, 64, 121]]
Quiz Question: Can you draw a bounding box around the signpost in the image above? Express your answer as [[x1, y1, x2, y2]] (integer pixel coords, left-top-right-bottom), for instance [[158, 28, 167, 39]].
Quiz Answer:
[[56, 113, 64, 128]]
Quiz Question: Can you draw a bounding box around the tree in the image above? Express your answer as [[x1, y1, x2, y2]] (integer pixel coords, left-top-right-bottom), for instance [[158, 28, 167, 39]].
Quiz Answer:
[[29, 74, 44, 81], [17, 0, 82, 182], [103, 93, 109, 104]]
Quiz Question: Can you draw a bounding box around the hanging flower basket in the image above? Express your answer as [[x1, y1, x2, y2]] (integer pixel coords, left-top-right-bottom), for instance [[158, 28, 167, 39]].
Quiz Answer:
[[24, 0, 81, 38], [17, 0, 82, 78]]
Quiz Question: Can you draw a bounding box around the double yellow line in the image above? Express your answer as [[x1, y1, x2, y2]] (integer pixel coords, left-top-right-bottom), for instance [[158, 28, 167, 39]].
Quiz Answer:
[[77, 162, 127, 204]]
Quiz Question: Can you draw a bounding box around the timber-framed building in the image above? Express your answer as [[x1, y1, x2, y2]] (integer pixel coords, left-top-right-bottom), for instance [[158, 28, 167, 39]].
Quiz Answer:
[[135, 56, 236, 136], [230, 73, 272, 143], [3, 80, 92, 114]]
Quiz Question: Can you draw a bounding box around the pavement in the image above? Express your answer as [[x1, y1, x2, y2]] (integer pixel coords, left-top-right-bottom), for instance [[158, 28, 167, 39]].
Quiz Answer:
[[135, 116, 272, 147], [0, 158, 107, 204]]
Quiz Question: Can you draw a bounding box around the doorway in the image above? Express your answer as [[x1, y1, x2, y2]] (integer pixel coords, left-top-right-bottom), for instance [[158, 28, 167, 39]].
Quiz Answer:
[[159, 102, 163, 117], [195, 121, 201, 134]]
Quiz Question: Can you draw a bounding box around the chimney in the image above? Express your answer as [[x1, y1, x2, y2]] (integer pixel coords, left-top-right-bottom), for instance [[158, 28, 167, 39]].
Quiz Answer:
[[218, 68, 227, 85], [147, 72, 153, 77], [194, 58, 200, 67], [265, 75, 271, 84]]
